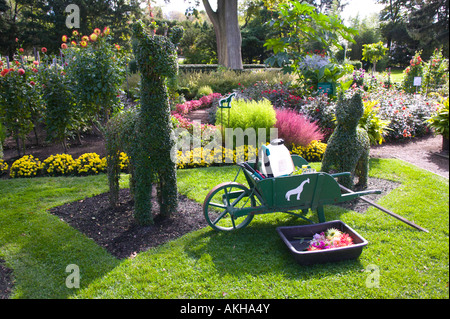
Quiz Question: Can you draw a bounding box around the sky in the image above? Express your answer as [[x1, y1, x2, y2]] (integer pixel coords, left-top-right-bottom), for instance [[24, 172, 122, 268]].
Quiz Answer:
[[153, 0, 385, 21]]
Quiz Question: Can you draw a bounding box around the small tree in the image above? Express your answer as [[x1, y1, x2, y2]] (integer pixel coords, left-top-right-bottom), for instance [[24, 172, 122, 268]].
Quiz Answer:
[[362, 41, 388, 75]]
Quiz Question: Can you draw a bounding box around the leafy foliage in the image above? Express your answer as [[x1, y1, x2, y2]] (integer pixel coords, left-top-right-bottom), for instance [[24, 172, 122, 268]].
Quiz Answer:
[[65, 28, 127, 126], [427, 97, 449, 139], [264, 0, 357, 85], [358, 100, 391, 145], [402, 51, 424, 93]]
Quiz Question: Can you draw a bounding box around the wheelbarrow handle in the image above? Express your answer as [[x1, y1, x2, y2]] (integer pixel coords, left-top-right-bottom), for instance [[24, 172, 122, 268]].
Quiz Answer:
[[338, 183, 429, 233]]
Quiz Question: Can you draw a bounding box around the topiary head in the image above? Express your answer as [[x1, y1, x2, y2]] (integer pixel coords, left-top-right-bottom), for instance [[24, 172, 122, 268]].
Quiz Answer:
[[131, 21, 184, 79], [335, 91, 364, 130]]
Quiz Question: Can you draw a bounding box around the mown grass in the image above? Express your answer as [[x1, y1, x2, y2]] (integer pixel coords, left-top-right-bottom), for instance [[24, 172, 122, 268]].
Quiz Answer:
[[0, 159, 448, 299]]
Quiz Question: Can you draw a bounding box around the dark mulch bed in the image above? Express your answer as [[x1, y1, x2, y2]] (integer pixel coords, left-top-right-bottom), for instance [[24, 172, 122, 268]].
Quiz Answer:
[[0, 260, 14, 300], [49, 188, 208, 260], [0, 176, 399, 299]]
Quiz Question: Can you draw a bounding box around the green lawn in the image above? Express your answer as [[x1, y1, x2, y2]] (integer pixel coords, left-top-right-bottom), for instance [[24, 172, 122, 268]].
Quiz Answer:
[[0, 159, 448, 299], [388, 68, 404, 83]]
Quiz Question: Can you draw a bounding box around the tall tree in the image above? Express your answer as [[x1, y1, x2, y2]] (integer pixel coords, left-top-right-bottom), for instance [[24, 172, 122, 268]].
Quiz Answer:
[[377, 0, 449, 58], [202, 0, 243, 69]]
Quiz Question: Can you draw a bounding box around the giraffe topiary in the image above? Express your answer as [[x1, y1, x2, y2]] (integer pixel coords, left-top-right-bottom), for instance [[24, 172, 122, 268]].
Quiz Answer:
[[320, 91, 370, 189], [106, 21, 184, 225]]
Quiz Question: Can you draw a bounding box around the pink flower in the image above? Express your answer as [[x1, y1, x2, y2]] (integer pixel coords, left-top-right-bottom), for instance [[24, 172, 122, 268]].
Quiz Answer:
[[18, 68, 25, 75]]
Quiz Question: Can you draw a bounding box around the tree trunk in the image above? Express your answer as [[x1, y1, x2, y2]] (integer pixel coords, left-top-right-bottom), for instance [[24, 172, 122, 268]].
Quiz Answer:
[[202, 0, 243, 70]]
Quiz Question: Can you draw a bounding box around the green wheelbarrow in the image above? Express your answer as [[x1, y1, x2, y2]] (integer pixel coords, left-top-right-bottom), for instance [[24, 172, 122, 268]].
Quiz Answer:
[[203, 154, 382, 232]]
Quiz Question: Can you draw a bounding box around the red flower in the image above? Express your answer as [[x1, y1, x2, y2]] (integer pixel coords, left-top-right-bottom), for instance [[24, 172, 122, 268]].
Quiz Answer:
[[41, 47, 47, 53], [32, 68, 38, 73], [61, 43, 68, 49], [29, 81, 35, 86], [18, 68, 25, 75], [19, 48, 24, 53], [1, 69, 9, 76]]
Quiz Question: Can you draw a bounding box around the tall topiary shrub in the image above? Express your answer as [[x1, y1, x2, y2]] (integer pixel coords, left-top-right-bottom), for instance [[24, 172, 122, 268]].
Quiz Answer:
[[321, 91, 370, 189], [106, 21, 184, 225]]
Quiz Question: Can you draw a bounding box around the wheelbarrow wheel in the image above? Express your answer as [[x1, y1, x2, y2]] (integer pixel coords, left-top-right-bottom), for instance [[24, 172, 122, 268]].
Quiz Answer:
[[203, 182, 256, 231]]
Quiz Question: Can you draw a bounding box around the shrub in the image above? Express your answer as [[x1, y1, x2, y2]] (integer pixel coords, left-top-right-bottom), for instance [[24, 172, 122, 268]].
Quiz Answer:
[[75, 153, 106, 176], [366, 88, 437, 140], [423, 48, 449, 94], [298, 94, 336, 140], [0, 159, 8, 176], [427, 97, 449, 140], [291, 140, 327, 162], [352, 68, 366, 87], [215, 98, 277, 137], [358, 100, 391, 145], [178, 69, 295, 96], [402, 51, 424, 93], [10, 155, 43, 178], [196, 85, 214, 98], [42, 154, 77, 176], [236, 80, 305, 109], [275, 109, 324, 148]]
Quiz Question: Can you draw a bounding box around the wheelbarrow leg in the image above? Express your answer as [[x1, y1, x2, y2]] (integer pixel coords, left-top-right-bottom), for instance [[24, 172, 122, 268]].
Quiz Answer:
[[317, 206, 326, 223]]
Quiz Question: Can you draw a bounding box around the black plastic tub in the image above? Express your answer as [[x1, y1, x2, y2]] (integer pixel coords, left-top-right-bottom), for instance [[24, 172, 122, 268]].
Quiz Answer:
[[276, 220, 368, 265]]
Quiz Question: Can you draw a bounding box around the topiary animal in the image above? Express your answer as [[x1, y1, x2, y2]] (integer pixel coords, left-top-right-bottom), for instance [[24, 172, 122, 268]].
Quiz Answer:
[[320, 91, 370, 189], [106, 21, 184, 225]]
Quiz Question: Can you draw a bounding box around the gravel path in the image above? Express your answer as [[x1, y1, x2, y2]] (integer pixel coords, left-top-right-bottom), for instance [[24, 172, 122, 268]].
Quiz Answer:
[[370, 135, 449, 179]]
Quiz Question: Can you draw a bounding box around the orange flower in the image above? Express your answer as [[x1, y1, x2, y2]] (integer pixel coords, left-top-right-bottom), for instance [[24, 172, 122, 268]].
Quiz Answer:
[[62, 35, 68, 42], [80, 41, 88, 47], [89, 33, 98, 41], [94, 28, 101, 35], [61, 43, 68, 49]]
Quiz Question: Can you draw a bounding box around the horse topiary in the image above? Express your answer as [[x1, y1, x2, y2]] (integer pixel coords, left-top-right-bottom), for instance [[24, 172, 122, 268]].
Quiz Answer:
[[320, 91, 370, 189], [106, 21, 183, 225]]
